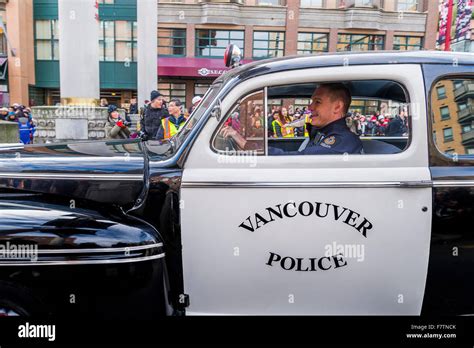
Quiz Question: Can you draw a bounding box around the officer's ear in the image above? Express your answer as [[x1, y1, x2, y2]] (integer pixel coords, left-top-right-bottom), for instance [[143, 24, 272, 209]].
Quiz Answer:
[[333, 98, 345, 116]]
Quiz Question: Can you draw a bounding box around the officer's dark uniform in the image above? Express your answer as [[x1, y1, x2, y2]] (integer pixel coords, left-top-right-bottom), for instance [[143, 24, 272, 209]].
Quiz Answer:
[[269, 117, 362, 155]]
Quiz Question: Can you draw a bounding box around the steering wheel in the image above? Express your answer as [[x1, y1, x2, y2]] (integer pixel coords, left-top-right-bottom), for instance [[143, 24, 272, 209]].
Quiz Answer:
[[215, 133, 239, 152]]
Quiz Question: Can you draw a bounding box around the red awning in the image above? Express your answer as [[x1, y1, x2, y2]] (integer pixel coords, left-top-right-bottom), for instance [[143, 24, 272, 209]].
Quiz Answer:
[[158, 57, 252, 78]]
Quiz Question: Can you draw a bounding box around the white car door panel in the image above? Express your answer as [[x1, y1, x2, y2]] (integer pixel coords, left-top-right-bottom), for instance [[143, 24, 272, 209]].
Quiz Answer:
[[181, 65, 431, 315]]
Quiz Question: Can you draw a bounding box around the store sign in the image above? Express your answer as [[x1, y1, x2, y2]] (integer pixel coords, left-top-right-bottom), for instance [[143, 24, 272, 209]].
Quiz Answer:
[[197, 68, 227, 76]]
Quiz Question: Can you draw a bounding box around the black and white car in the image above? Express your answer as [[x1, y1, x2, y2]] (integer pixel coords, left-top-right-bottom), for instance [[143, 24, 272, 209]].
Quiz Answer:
[[0, 49, 472, 317]]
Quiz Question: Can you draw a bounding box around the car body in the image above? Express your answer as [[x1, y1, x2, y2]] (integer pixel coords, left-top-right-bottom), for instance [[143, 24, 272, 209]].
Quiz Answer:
[[0, 50, 473, 316]]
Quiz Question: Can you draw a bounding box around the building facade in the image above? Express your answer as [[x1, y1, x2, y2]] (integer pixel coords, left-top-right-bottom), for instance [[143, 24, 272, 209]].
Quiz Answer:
[[5, 0, 439, 109]]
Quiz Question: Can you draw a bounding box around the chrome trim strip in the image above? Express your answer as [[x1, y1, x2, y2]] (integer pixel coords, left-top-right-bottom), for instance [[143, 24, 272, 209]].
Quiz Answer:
[[0, 252, 165, 266], [30, 243, 163, 254], [432, 181, 474, 187], [0, 173, 143, 181], [182, 181, 433, 188]]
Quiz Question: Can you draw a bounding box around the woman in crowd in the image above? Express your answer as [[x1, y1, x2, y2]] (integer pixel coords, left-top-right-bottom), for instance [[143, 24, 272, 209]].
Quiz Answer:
[[105, 105, 131, 139]]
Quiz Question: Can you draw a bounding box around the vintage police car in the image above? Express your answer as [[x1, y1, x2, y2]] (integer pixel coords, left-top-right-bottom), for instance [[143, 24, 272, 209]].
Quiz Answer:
[[0, 49, 473, 317]]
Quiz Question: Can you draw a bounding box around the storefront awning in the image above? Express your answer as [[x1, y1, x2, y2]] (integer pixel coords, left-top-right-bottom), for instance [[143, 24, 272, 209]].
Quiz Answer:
[[158, 57, 252, 78]]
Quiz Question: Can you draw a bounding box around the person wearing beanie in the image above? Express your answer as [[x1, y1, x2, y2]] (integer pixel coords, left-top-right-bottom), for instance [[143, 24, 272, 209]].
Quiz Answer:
[[105, 104, 131, 139], [139, 90, 169, 140]]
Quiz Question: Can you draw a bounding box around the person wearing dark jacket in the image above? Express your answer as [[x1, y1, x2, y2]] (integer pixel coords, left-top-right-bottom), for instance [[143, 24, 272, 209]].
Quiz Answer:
[[139, 90, 169, 140], [385, 111, 407, 136]]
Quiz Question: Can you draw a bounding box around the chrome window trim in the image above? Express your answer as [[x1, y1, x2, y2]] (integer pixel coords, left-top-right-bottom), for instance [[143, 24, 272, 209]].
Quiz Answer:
[[0, 252, 165, 267], [181, 181, 434, 188], [25, 242, 163, 254], [0, 173, 143, 181]]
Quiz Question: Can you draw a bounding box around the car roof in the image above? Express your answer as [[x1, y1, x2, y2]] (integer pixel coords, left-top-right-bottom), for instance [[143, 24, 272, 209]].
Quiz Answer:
[[216, 51, 474, 84]]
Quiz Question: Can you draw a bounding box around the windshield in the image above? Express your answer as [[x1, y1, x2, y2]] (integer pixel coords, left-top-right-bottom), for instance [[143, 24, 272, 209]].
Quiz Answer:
[[174, 83, 222, 148], [145, 82, 223, 161]]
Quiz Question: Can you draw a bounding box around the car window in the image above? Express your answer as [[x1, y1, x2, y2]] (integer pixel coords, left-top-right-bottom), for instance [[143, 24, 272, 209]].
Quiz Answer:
[[213, 90, 265, 155], [213, 80, 411, 156], [431, 77, 474, 157], [266, 80, 410, 155]]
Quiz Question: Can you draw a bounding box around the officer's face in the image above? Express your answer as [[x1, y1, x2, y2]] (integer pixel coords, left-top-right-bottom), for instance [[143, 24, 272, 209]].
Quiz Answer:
[[308, 87, 345, 128]]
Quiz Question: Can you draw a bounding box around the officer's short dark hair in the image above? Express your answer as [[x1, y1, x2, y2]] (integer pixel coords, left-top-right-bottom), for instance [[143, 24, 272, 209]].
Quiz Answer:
[[318, 83, 352, 114], [169, 98, 182, 107]]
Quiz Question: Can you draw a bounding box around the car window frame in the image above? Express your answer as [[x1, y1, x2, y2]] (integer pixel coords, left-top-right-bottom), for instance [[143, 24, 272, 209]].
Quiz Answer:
[[428, 73, 474, 164], [210, 79, 413, 157]]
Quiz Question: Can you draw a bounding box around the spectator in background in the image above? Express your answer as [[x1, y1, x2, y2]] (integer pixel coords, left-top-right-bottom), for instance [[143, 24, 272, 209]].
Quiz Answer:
[[129, 98, 138, 114], [281, 107, 293, 124], [386, 108, 408, 136], [155, 98, 187, 140], [189, 96, 202, 114], [105, 105, 131, 139], [0, 107, 9, 121], [100, 98, 109, 107], [271, 110, 293, 138], [140, 90, 169, 140], [18, 112, 36, 145]]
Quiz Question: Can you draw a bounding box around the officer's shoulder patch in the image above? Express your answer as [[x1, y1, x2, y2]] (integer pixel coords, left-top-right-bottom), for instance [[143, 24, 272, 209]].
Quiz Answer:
[[323, 136, 336, 146]]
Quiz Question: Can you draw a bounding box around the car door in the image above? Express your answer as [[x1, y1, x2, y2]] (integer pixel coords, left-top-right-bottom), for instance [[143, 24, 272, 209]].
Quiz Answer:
[[180, 64, 432, 315]]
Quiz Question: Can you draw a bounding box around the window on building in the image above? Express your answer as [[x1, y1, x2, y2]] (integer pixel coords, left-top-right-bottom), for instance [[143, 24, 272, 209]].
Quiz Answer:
[[440, 106, 450, 120], [393, 36, 422, 51], [257, 0, 286, 5], [0, 30, 7, 56], [158, 82, 186, 103], [355, 0, 373, 7], [337, 34, 384, 51], [436, 86, 446, 99], [443, 127, 453, 142], [98, 0, 114, 3], [300, 0, 323, 7], [99, 20, 137, 62], [35, 20, 60, 60], [253, 31, 285, 59], [196, 29, 244, 58], [397, 0, 418, 11], [297, 33, 328, 54], [158, 28, 186, 56]]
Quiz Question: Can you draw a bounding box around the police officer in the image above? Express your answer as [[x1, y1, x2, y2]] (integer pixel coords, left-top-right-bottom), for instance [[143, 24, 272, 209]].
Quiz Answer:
[[155, 98, 187, 140], [222, 83, 362, 155]]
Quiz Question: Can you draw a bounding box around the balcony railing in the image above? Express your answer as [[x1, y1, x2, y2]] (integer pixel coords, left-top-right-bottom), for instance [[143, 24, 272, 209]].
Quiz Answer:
[[461, 129, 474, 145], [458, 104, 474, 124], [454, 81, 474, 101]]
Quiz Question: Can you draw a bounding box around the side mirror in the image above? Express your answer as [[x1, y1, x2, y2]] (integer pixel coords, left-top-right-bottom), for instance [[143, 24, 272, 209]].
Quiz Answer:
[[210, 99, 222, 122]]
